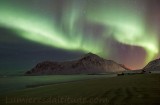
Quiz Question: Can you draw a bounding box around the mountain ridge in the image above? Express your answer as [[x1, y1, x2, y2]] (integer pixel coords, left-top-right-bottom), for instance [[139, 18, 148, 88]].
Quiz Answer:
[[143, 58, 160, 71], [25, 53, 127, 75]]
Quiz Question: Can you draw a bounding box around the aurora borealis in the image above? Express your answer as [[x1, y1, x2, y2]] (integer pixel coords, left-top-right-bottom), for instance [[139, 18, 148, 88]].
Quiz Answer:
[[0, 0, 160, 74]]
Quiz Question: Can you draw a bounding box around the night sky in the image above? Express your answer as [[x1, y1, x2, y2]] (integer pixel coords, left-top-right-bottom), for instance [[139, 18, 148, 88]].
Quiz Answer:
[[0, 0, 160, 75]]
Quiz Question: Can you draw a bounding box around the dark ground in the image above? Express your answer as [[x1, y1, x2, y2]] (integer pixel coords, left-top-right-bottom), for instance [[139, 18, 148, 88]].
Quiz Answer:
[[0, 74, 160, 105]]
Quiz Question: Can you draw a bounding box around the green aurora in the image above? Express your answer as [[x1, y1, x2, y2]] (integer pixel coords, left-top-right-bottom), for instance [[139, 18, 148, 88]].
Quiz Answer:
[[87, 0, 159, 63], [0, 0, 159, 67]]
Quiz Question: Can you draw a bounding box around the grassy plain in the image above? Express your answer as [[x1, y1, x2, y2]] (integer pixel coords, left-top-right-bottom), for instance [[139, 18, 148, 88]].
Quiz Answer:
[[0, 74, 160, 105]]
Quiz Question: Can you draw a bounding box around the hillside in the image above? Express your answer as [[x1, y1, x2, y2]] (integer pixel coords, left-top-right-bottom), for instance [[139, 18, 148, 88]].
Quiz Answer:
[[143, 58, 160, 71], [25, 53, 126, 75]]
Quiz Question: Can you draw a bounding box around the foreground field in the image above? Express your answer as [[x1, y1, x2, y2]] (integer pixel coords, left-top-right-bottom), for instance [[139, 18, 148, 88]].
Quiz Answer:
[[0, 74, 115, 94], [0, 74, 160, 105]]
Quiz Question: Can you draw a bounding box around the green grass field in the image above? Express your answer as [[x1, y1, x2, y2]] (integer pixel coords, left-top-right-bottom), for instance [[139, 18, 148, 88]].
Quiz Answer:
[[0, 74, 160, 105]]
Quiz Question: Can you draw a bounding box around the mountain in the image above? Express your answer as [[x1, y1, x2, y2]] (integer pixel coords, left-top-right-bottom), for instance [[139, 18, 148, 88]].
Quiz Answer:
[[25, 53, 127, 75], [119, 64, 131, 70], [143, 58, 160, 71]]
